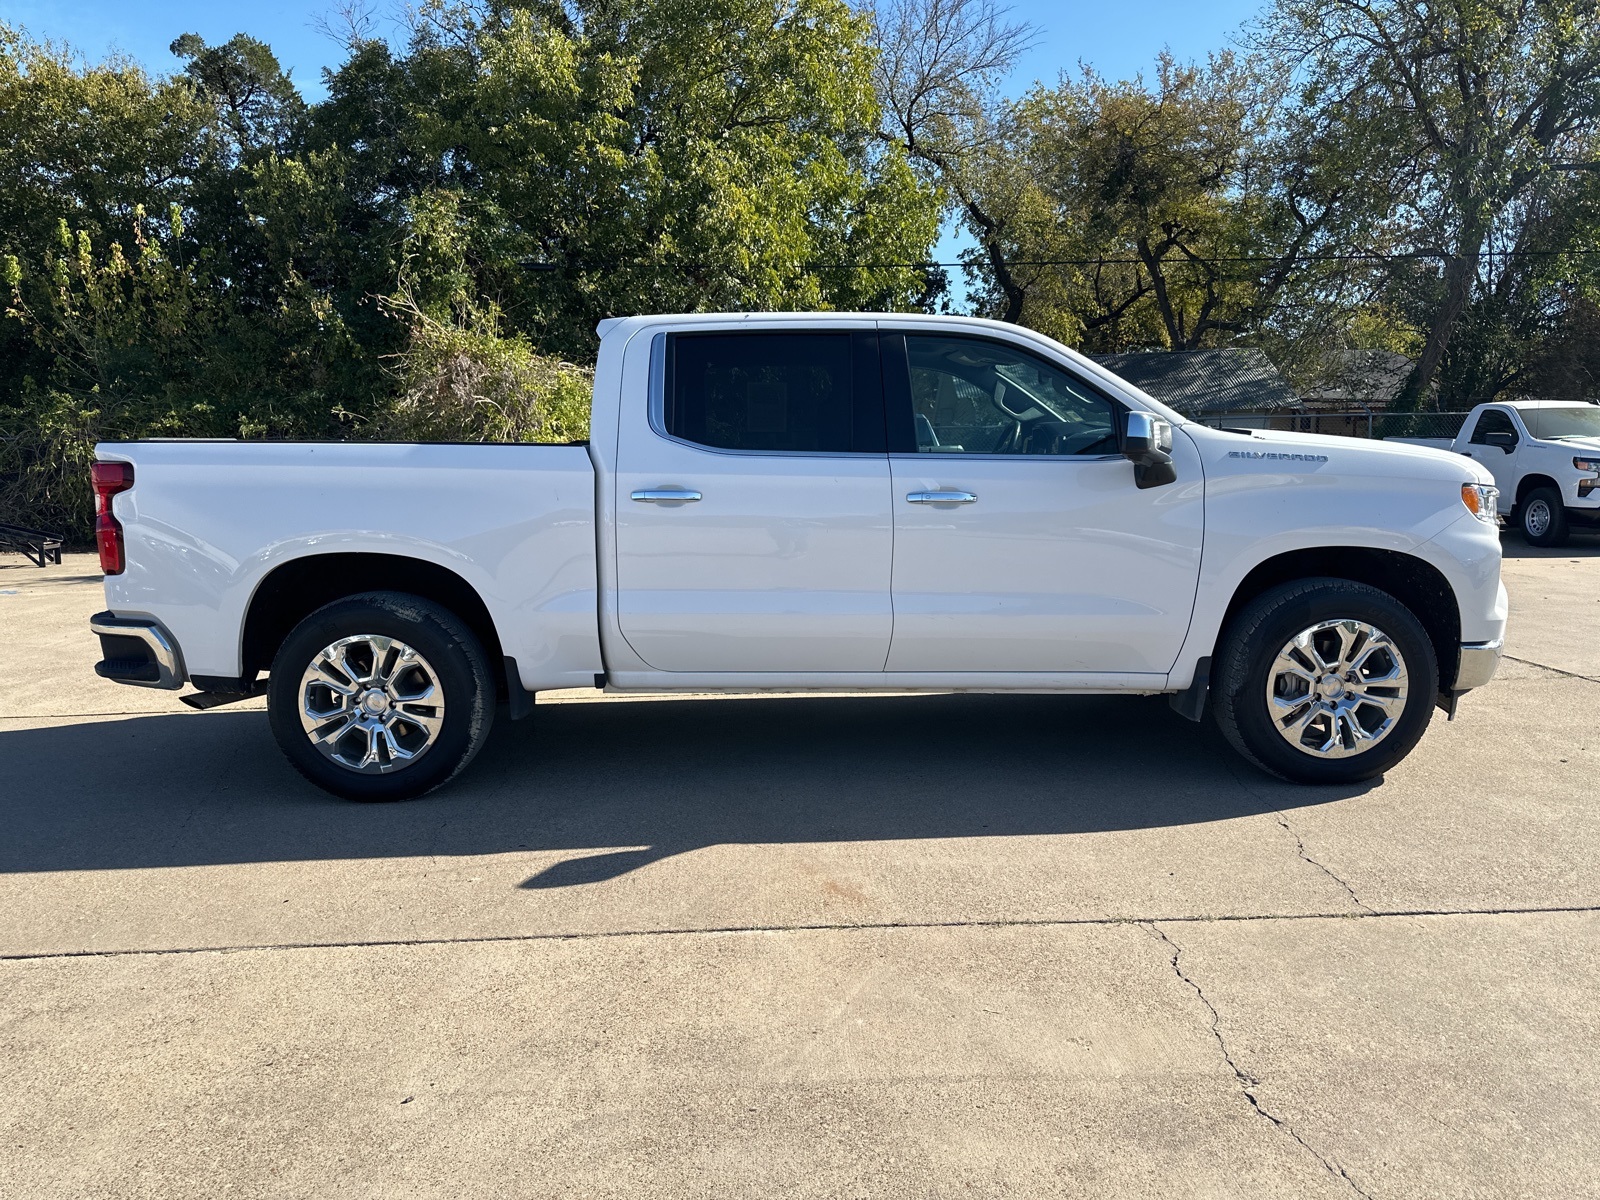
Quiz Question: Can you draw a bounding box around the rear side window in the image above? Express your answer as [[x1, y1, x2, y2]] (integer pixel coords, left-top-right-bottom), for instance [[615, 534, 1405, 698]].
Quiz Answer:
[[664, 332, 882, 454], [1469, 409, 1519, 445]]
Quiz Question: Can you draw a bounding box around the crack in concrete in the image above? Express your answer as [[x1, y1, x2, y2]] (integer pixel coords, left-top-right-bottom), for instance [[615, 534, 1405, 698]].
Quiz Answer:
[[1274, 813, 1374, 914], [1144, 922, 1376, 1200], [1502, 655, 1600, 685], [1216, 752, 1373, 915], [1, 902, 1595, 963]]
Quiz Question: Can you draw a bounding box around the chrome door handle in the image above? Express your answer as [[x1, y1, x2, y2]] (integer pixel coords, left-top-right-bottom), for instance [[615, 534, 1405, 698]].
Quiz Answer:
[[631, 488, 702, 503], [906, 490, 978, 504]]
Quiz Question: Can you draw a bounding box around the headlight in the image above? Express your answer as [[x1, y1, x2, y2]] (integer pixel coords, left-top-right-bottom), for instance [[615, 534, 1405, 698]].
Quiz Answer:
[[1460, 483, 1499, 523], [1574, 457, 1600, 473]]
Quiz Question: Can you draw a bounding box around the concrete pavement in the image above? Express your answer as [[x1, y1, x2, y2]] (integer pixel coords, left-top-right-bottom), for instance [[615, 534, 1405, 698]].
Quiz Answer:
[[1, 544, 1597, 1197]]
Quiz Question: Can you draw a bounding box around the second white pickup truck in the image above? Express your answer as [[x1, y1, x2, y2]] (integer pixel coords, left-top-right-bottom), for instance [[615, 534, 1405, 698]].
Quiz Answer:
[[90, 313, 1506, 799], [1390, 399, 1600, 546]]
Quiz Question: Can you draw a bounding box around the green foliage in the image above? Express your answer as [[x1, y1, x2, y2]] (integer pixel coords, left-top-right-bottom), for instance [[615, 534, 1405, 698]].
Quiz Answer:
[[380, 294, 594, 445], [0, 8, 942, 540], [375, 0, 942, 357], [378, 191, 592, 443], [171, 32, 308, 158]]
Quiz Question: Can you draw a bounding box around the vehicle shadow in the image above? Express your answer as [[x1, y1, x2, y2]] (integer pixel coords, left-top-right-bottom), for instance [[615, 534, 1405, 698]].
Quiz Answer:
[[1, 693, 1375, 885], [1500, 530, 1600, 559]]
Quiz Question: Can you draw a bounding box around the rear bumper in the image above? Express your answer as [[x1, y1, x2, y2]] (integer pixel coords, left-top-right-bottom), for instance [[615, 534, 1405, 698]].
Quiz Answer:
[[1454, 638, 1503, 691], [90, 611, 185, 690]]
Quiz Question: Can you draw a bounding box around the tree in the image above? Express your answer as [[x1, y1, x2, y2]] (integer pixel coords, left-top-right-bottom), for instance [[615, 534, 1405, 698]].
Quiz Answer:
[[1261, 0, 1600, 406], [353, 0, 943, 359], [870, 3, 1383, 374], [377, 188, 592, 444], [170, 33, 307, 160], [968, 55, 1308, 351], [871, 0, 1035, 319]]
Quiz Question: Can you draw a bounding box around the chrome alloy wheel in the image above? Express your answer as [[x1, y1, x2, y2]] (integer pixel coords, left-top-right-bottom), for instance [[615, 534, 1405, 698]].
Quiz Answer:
[[1524, 497, 1553, 537], [297, 634, 445, 773], [1266, 619, 1409, 759]]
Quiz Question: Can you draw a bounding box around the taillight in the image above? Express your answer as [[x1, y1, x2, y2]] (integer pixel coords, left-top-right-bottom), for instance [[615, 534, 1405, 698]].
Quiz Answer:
[[91, 461, 134, 575]]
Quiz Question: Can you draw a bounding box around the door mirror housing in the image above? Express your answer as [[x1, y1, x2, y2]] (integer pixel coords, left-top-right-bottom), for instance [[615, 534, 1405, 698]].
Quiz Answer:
[[1483, 430, 1517, 452], [1124, 411, 1177, 489]]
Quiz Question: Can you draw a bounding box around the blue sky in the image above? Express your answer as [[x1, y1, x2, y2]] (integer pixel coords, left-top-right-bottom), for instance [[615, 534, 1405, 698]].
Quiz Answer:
[[8, 0, 1263, 299], [8, 0, 1263, 100]]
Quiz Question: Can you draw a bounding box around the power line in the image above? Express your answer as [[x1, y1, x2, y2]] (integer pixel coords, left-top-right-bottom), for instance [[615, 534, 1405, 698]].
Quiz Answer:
[[798, 249, 1600, 269], [518, 248, 1600, 272]]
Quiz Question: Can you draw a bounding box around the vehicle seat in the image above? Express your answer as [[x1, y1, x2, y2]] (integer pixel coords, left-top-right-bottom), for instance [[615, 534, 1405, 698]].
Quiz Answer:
[[1022, 420, 1072, 455]]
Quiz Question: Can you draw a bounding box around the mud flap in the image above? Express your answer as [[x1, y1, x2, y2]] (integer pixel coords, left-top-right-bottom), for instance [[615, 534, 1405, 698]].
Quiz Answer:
[[1169, 657, 1211, 723]]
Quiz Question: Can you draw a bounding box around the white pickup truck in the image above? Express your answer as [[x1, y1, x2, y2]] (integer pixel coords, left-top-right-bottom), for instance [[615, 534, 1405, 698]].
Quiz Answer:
[[89, 313, 1507, 800], [1389, 399, 1600, 546]]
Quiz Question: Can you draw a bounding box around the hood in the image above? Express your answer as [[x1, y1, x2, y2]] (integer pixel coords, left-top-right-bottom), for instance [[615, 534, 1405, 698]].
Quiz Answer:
[[1537, 434, 1600, 453], [1186, 424, 1494, 485]]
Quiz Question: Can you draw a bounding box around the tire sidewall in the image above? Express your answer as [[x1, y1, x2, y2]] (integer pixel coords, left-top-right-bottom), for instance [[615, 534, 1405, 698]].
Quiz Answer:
[[1521, 487, 1566, 547], [268, 593, 492, 801], [1218, 581, 1438, 784]]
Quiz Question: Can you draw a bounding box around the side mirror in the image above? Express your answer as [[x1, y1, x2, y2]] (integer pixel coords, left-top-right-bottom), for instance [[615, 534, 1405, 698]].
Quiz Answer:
[[1483, 430, 1517, 452], [1124, 411, 1177, 489]]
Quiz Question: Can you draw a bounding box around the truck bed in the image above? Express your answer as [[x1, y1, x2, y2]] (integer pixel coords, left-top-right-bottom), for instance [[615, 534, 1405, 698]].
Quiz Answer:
[[95, 440, 603, 691], [1384, 436, 1457, 450]]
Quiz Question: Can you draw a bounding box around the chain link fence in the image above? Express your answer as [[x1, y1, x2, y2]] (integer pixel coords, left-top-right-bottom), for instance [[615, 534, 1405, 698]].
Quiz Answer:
[[1193, 410, 1474, 441]]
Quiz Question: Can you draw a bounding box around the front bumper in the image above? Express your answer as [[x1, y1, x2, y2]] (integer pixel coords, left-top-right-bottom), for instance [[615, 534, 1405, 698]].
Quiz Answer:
[[1455, 638, 1503, 691], [90, 611, 185, 690]]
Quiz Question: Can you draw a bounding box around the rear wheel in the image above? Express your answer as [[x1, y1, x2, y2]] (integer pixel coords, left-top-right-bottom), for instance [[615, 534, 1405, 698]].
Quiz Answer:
[[1213, 578, 1438, 784], [1519, 485, 1569, 547], [268, 592, 495, 801]]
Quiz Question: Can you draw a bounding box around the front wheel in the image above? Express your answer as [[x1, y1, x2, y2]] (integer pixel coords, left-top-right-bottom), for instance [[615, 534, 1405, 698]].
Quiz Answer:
[[1519, 486, 1569, 547], [1212, 578, 1438, 784], [268, 592, 495, 801]]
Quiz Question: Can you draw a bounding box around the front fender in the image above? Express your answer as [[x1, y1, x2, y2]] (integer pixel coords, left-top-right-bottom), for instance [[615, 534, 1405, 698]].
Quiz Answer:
[[1167, 428, 1499, 688]]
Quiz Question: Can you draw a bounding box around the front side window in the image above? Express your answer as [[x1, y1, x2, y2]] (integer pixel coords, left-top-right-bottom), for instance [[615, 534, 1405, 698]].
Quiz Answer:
[[1469, 409, 1519, 445], [664, 332, 872, 453], [904, 335, 1120, 456]]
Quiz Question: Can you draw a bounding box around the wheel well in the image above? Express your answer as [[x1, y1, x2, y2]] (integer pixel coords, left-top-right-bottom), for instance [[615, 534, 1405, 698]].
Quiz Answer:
[[240, 553, 506, 694], [1516, 474, 1560, 505], [1218, 547, 1462, 689]]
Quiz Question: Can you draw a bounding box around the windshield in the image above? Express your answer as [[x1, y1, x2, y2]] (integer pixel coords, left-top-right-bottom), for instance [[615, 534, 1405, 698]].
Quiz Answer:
[[1522, 406, 1600, 439]]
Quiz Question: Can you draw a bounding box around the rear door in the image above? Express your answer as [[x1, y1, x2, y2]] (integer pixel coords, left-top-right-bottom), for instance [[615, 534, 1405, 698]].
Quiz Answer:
[[613, 327, 894, 673], [881, 330, 1204, 674]]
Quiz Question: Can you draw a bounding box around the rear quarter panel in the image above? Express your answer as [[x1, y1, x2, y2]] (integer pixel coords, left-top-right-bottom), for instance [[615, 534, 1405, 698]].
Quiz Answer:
[[95, 441, 602, 689]]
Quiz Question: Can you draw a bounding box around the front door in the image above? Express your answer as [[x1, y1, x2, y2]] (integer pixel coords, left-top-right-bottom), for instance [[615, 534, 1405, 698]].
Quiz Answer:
[[614, 327, 893, 673], [1463, 407, 1521, 489], [881, 331, 1204, 674]]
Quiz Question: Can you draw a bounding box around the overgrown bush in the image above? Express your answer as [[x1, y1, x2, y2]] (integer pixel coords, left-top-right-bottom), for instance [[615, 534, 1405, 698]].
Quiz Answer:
[[379, 289, 591, 445]]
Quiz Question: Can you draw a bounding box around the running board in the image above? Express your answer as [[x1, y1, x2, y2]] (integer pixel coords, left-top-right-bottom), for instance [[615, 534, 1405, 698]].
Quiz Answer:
[[181, 681, 268, 710]]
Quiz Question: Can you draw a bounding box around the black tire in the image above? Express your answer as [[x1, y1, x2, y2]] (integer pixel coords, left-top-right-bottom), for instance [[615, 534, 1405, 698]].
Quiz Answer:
[[1518, 485, 1569, 547], [268, 591, 495, 802], [1212, 578, 1438, 785]]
